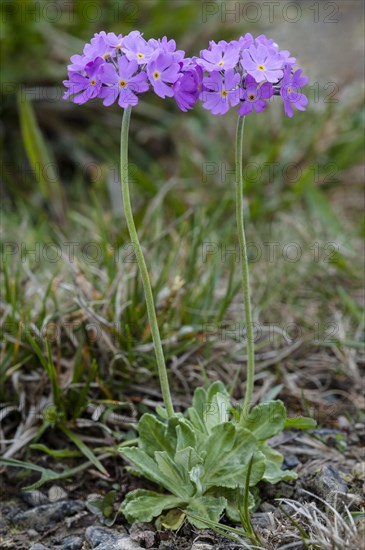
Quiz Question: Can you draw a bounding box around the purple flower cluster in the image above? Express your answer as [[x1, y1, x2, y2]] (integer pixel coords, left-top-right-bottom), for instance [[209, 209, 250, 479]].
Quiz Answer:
[[63, 31, 200, 112], [64, 32, 308, 117], [196, 33, 308, 117]]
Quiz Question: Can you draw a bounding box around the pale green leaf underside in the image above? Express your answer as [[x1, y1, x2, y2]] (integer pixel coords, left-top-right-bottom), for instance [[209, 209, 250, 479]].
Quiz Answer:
[[120, 489, 184, 523]]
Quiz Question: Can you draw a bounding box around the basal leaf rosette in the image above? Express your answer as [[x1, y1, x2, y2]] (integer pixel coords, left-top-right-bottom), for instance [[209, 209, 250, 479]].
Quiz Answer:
[[119, 382, 315, 527]]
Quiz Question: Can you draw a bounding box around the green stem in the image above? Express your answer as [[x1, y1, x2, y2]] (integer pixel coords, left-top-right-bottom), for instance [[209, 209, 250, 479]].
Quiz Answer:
[[235, 115, 255, 422], [120, 106, 174, 418]]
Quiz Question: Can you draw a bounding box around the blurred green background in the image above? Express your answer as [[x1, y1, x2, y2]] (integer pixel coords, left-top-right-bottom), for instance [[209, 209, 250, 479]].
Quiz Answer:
[[0, 0, 364, 430]]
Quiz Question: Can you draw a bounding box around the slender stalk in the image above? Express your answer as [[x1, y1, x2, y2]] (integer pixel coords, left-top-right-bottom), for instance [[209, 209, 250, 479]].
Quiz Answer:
[[235, 115, 255, 422], [120, 106, 174, 418]]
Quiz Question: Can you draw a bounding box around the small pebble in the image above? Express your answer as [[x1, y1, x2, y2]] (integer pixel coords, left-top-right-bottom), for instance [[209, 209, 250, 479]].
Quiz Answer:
[[283, 455, 299, 470], [311, 465, 348, 509], [14, 500, 84, 532], [260, 502, 276, 513], [21, 490, 49, 507], [352, 461, 365, 480], [129, 522, 156, 548], [251, 511, 272, 529], [60, 535, 83, 550], [337, 415, 352, 431], [48, 485, 68, 502], [85, 526, 144, 549]]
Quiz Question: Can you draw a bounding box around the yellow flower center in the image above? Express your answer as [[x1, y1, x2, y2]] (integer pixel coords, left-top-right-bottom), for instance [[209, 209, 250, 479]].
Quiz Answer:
[[90, 79, 96, 86], [248, 93, 256, 101], [153, 71, 160, 80], [115, 45, 122, 51], [221, 89, 228, 97], [137, 52, 145, 59], [102, 53, 111, 60], [287, 86, 292, 94], [218, 60, 224, 67], [257, 64, 265, 72], [119, 79, 127, 88]]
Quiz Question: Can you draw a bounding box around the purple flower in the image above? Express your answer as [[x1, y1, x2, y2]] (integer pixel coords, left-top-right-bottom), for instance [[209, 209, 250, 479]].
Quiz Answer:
[[280, 65, 308, 117], [201, 69, 241, 115], [241, 43, 284, 83], [234, 33, 254, 51], [63, 57, 104, 104], [255, 34, 276, 49], [239, 75, 274, 116], [104, 32, 124, 52], [68, 54, 89, 73], [122, 31, 154, 64], [197, 42, 240, 72], [148, 36, 185, 63], [147, 52, 181, 98], [279, 50, 296, 66], [173, 67, 201, 112], [100, 56, 149, 107], [83, 31, 115, 61]]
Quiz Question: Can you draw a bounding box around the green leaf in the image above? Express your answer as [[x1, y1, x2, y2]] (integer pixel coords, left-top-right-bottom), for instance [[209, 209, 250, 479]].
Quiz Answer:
[[159, 508, 186, 530], [203, 427, 262, 489], [187, 406, 207, 434], [204, 392, 231, 432], [189, 465, 204, 495], [175, 419, 197, 452], [207, 451, 266, 490], [174, 447, 200, 472], [188, 382, 230, 434], [138, 413, 175, 457], [186, 496, 226, 529], [284, 416, 317, 430], [219, 488, 256, 523], [120, 447, 171, 488], [156, 405, 168, 419], [120, 489, 184, 523], [154, 451, 194, 498], [89, 490, 118, 526], [229, 427, 260, 464], [192, 386, 208, 416], [241, 401, 287, 440], [260, 444, 297, 484], [206, 381, 229, 401], [189, 387, 208, 433], [202, 423, 236, 476]]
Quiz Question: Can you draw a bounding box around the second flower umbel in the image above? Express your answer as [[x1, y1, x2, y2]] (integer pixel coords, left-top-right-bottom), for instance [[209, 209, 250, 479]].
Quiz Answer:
[[196, 33, 308, 117]]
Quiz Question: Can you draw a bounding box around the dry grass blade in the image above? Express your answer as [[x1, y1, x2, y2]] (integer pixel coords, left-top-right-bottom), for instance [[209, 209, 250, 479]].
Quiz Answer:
[[277, 490, 363, 550]]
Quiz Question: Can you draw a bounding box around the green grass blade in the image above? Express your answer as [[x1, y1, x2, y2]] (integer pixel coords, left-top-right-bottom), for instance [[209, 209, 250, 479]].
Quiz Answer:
[[0, 456, 105, 490], [60, 426, 109, 476], [72, 358, 99, 419], [18, 92, 65, 222]]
